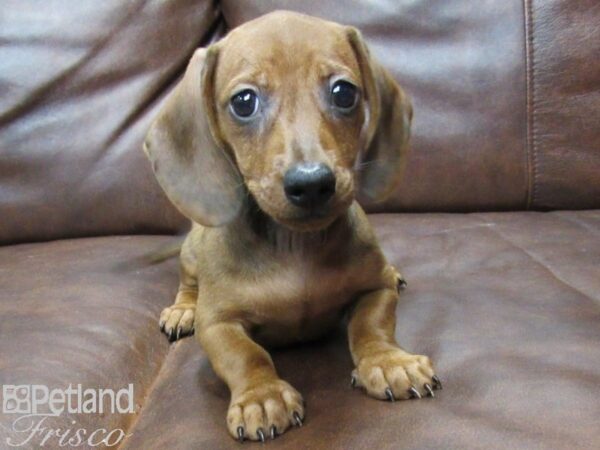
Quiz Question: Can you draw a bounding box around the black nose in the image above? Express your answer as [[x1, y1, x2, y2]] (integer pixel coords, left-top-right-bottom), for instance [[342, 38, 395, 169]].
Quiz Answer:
[[283, 163, 336, 208]]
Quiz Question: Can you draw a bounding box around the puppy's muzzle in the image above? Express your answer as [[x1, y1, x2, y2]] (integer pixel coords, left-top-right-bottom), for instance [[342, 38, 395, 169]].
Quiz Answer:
[[283, 162, 336, 209]]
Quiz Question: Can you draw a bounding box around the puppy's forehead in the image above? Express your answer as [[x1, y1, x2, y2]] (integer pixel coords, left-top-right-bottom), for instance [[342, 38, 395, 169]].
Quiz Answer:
[[215, 12, 358, 88]]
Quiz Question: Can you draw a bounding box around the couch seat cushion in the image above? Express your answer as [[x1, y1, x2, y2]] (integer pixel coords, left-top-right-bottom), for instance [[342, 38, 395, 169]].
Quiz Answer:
[[1, 211, 599, 449], [0, 236, 178, 446]]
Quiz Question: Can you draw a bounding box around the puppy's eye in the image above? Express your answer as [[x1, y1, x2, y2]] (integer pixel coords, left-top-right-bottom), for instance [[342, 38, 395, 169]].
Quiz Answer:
[[331, 80, 358, 111], [230, 89, 259, 119]]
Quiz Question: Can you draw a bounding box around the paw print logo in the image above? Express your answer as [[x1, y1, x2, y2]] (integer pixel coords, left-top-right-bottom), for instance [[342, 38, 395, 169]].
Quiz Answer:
[[3, 385, 31, 414]]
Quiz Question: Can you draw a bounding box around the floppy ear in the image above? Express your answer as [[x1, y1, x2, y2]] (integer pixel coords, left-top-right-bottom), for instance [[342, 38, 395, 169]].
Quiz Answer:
[[143, 46, 243, 226], [347, 28, 413, 202]]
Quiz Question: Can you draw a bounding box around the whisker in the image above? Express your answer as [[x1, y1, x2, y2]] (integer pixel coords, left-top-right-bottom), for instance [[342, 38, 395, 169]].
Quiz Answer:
[[353, 156, 399, 173]]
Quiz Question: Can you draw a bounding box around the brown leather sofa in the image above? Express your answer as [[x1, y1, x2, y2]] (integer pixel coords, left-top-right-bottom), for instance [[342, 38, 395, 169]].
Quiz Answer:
[[1, 1, 599, 449]]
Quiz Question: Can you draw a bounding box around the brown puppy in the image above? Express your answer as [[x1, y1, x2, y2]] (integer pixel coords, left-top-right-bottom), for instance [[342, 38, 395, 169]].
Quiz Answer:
[[144, 11, 440, 442]]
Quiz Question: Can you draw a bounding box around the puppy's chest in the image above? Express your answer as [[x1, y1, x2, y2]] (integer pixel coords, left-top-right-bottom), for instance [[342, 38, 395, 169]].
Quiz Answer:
[[233, 253, 362, 322]]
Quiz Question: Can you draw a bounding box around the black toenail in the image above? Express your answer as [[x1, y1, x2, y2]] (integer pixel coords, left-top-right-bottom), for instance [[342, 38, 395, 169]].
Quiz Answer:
[[385, 387, 395, 402], [293, 411, 303, 427], [424, 384, 435, 397], [408, 387, 421, 399]]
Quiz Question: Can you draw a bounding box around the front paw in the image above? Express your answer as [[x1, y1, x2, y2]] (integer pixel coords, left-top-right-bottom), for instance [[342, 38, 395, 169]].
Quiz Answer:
[[352, 349, 441, 401], [159, 303, 195, 342], [227, 379, 304, 442]]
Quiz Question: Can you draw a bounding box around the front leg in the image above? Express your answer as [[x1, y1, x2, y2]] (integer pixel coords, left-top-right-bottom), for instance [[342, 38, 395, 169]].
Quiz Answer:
[[348, 286, 441, 401], [197, 320, 304, 442]]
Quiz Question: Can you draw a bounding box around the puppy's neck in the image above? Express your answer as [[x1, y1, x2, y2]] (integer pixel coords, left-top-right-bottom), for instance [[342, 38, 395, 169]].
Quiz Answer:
[[230, 196, 350, 255]]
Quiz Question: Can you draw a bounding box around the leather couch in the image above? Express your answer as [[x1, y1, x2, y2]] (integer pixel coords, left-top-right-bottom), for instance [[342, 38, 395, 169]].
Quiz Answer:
[[1, 1, 598, 449]]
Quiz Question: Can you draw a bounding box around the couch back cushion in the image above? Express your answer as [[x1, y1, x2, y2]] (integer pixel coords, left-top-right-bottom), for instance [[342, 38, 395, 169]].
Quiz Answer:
[[1, 0, 599, 244], [0, 0, 217, 244], [221, 0, 600, 213]]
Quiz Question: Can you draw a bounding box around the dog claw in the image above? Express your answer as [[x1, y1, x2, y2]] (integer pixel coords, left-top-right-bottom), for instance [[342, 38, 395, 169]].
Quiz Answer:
[[408, 387, 421, 399], [293, 411, 303, 427], [350, 375, 357, 388], [397, 278, 407, 291], [237, 426, 244, 443], [424, 384, 435, 397], [270, 425, 277, 440], [176, 326, 182, 340], [167, 329, 175, 342], [432, 375, 442, 390], [256, 428, 265, 443], [385, 387, 395, 402]]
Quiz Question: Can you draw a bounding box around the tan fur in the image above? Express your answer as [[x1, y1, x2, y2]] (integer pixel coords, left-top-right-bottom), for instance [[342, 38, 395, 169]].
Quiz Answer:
[[145, 11, 439, 442]]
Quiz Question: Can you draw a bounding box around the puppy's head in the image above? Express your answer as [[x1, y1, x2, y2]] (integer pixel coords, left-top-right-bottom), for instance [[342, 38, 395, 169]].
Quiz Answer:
[[145, 11, 412, 231]]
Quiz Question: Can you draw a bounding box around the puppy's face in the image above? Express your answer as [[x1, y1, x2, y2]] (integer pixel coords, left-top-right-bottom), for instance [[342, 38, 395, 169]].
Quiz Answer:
[[211, 14, 367, 231], [144, 11, 411, 231]]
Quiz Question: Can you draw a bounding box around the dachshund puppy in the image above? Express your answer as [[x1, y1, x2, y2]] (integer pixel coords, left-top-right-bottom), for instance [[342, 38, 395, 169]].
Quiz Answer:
[[144, 10, 440, 442]]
